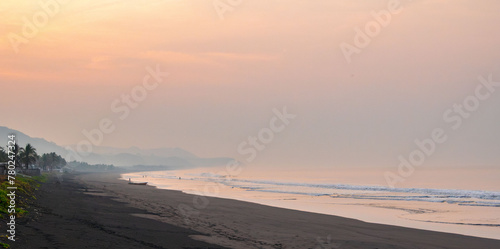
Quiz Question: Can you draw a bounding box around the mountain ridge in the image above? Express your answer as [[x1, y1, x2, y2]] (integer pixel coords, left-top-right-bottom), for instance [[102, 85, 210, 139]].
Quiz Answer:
[[0, 126, 233, 168]]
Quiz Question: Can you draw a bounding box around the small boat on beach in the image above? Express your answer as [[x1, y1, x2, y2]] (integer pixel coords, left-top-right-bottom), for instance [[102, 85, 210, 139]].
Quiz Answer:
[[128, 178, 148, 185], [128, 182, 148, 185]]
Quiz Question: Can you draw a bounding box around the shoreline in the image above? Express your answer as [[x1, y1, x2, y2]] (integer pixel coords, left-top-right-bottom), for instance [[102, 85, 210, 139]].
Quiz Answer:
[[122, 169, 500, 240], [80, 171, 500, 248]]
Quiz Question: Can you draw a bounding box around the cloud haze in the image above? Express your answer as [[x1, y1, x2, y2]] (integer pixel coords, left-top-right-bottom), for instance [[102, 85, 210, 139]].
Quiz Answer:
[[1, 0, 499, 168]]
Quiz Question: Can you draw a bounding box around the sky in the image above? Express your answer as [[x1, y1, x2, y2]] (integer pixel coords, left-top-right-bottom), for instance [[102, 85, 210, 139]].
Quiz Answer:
[[1, 0, 500, 169]]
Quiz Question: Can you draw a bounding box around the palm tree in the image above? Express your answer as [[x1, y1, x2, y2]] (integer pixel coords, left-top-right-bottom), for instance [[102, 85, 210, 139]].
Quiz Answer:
[[0, 146, 8, 174], [40, 152, 67, 170], [0, 146, 7, 162], [19, 144, 39, 169], [12, 143, 20, 169]]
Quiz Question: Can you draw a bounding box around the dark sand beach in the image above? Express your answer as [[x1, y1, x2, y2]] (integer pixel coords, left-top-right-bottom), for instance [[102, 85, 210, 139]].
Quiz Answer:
[[15, 173, 226, 249], [15, 172, 500, 249]]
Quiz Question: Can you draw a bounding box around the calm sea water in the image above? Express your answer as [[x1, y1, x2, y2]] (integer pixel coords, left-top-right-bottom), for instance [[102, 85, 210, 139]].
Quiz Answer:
[[122, 166, 500, 240]]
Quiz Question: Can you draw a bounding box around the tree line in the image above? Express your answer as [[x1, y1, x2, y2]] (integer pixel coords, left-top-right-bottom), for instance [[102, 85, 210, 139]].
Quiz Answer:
[[0, 143, 66, 170]]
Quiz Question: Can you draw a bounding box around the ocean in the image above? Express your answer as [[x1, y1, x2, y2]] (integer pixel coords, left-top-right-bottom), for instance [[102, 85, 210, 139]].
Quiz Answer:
[[122, 166, 500, 240]]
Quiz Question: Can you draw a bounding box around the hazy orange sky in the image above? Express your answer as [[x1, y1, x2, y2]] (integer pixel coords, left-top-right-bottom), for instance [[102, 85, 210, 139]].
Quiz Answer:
[[1, 0, 500, 168]]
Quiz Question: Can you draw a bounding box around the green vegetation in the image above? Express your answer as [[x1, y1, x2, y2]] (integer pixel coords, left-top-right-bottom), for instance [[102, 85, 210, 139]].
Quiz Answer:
[[32, 174, 49, 183], [19, 144, 38, 169], [39, 152, 66, 171], [0, 174, 47, 248], [1, 144, 67, 173], [0, 142, 67, 247], [0, 174, 47, 218], [0, 147, 7, 162]]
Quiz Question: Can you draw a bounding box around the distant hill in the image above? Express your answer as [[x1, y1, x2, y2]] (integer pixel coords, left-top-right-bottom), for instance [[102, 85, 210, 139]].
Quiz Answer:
[[0, 126, 68, 155], [0, 126, 234, 168]]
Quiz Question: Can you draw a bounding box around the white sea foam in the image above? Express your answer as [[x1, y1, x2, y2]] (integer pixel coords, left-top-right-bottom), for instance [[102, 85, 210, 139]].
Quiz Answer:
[[186, 173, 500, 207]]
